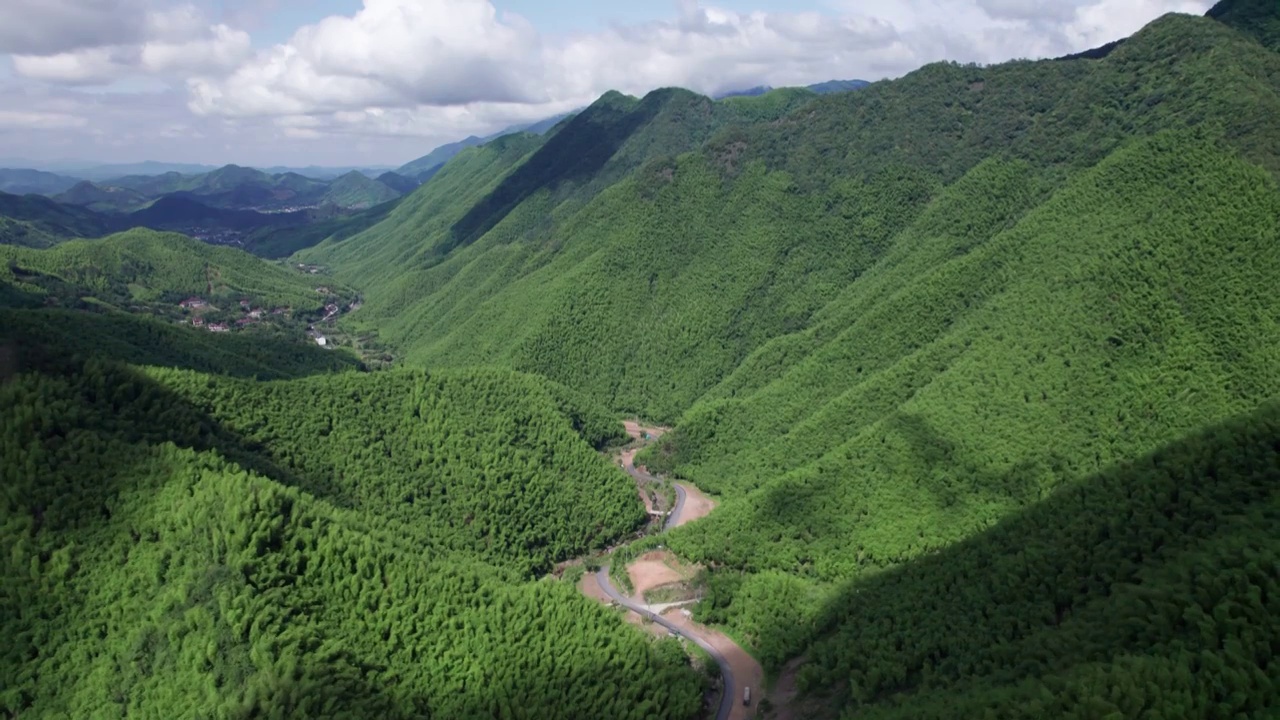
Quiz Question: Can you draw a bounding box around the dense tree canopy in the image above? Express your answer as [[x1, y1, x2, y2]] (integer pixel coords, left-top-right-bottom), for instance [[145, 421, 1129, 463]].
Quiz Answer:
[[3, 3, 1279, 719], [0, 359, 697, 719]]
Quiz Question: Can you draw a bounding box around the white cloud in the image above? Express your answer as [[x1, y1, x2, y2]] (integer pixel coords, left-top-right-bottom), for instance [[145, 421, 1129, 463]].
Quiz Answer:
[[188, 0, 546, 117], [8, 1, 251, 85], [0, 0, 148, 55], [0, 110, 88, 129], [190, 0, 917, 118]]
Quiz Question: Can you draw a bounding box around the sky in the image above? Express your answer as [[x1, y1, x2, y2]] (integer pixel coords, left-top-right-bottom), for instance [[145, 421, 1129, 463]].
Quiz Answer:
[[0, 0, 1215, 169]]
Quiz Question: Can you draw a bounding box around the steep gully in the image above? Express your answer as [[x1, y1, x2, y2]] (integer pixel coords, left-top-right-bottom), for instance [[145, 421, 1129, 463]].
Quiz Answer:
[[586, 423, 764, 720]]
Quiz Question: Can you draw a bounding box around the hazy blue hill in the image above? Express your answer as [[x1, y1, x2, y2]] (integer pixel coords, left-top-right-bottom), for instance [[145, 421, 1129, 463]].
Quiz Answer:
[[0, 190, 116, 247], [103, 170, 193, 195], [396, 135, 488, 181], [709, 79, 869, 100], [322, 170, 402, 209], [99, 165, 330, 211], [0, 168, 82, 195], [69, 161, 217, 181], [247, 196, 405, 259], [125, 195, 307, 234], [376, 171, 419, 194], [807, 79, 871, 94], [716, 85, 773, 99], [53, 180, 149, 213], [199, 164, 276, 192]]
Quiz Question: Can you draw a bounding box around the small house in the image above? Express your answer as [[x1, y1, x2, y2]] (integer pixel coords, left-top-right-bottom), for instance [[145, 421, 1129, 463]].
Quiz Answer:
[[179, 297, 207, 309]]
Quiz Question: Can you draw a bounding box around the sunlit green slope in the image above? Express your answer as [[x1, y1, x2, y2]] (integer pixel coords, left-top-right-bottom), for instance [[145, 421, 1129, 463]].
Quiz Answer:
[[281, 6, 1280, 717], [303, 11, 1280, 425], [2, 228, 354, 311]]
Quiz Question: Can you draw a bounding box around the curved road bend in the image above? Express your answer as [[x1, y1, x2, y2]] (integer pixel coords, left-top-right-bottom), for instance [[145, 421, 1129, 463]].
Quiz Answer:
[[596, 567, 737, 720], [620, 449, 689, 532]]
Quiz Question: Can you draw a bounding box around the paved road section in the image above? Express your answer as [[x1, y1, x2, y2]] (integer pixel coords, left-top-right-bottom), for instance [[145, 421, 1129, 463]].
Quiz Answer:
[[665, 483, 688, 531], [596, 567, 737, 720]]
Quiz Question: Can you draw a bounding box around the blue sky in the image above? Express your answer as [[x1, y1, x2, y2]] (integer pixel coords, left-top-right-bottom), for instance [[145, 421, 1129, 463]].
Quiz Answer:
[[0, 0, 1215, 168]]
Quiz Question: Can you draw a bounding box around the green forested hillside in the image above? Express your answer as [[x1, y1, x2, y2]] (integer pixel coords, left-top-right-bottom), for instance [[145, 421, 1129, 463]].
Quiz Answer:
[[53, 180, 150, 213], [6, 2, 1280, 719], [1, 228, 366, 380], [0, 358, 699, 719], [321, 171, 401, 209], [1, 228, 355, 312], [654, 125, 1280, 663], [302, 10, 1280, 422], [0, 307, 360, 380], [281, 4, 1279, 717], [153, 365, 636, 574]]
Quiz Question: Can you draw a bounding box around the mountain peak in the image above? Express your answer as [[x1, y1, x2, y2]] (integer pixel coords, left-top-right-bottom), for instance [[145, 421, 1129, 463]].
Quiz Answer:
[[1208, 0, 1280, 49]]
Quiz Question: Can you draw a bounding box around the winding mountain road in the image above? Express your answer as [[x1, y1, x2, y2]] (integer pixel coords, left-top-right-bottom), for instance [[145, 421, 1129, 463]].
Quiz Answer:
[[596, 567, 739, 720], [599, 429, 761, 719], [618, 447, 704, 531]]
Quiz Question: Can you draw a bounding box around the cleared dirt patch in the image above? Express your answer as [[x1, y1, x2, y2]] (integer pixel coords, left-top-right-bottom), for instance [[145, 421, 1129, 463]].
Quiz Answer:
[[663, 608, 765, 720], [672, 482, 716, 527], [623, 421, 670, 440], [627, 550, 690, 598]]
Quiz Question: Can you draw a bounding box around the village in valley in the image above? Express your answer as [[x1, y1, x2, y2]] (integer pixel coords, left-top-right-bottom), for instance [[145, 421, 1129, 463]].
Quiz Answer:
[[172, 263, 361, 348], [176, 286, 358, 348]]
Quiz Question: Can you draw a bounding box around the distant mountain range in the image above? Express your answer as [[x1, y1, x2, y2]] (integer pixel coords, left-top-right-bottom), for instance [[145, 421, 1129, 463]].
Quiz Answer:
[[0, 161, 396, 189], [1, 79, 870, 253], [42, 164, 405, 215], [0, 162, 414, 254], [0, 168, 83, 196]]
